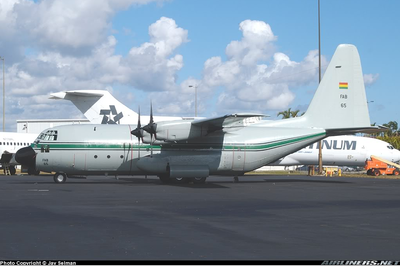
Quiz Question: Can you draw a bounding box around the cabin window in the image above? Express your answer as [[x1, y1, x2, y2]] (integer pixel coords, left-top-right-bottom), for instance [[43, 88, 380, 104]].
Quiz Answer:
[[107, 155, 110, 159], [120, 155, 123, 159], [94, 155, 98, 159], [45, 145, 50, 153]]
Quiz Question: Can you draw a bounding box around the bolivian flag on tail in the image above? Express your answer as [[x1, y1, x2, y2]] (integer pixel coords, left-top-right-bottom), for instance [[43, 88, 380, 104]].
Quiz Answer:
[[339, 82, 348, 89]]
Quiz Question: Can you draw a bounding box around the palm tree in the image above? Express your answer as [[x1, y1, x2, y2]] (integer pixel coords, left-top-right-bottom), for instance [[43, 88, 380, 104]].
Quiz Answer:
[[277, 108, 302, 119]]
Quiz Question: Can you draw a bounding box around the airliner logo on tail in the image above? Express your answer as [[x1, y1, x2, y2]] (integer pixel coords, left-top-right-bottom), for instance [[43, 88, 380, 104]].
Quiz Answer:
[[100, 105, 124, 124]]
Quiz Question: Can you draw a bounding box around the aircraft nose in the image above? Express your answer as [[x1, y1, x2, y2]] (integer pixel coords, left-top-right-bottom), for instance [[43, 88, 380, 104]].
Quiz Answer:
[[393, 149, 400, 164], [15, 146, 36, 167]]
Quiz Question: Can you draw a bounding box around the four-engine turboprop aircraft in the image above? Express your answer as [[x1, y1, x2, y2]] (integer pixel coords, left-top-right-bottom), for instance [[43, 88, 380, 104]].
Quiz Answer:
[[16, 44, 383, 183], [49, 79, 399, 169]]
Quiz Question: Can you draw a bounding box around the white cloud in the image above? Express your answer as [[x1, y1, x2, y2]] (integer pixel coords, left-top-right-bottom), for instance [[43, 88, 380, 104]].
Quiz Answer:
[[363, 73, 379, 86], [0, 2, 326, 130], [226, 20, 276, 66], [1, 0, 163, 58], [193, 20, 323, 115]]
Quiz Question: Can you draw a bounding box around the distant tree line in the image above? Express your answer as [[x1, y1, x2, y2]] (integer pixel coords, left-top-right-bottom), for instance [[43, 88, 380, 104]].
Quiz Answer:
[[377, 121, 400, 150]]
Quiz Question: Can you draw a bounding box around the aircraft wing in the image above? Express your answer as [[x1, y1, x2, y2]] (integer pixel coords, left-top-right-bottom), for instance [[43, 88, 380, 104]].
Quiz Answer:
[[192, 113, 268, 131], [150, 113, 268, 142]]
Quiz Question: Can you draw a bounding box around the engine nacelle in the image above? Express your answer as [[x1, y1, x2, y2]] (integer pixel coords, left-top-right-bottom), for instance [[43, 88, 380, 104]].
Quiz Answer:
[[155, 121, 205, 142]]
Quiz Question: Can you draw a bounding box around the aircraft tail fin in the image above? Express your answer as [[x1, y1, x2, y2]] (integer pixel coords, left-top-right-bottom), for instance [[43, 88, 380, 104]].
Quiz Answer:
[[49, 90, 137, 124], [302, 44, 372, 130]]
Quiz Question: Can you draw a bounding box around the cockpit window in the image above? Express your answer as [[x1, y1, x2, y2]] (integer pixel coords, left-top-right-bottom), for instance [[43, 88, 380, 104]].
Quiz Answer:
[[387, 145, 394, 150], [37, 130, 58, 141]]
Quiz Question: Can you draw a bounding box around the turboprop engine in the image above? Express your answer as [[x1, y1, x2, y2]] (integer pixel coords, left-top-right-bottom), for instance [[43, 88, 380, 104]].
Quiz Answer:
[[152, 120, 205, 142], [131, 104, 207, 143]]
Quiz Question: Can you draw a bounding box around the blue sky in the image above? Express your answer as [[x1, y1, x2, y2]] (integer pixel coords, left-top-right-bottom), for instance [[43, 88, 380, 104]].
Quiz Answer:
[[0, 0, 398, 131]]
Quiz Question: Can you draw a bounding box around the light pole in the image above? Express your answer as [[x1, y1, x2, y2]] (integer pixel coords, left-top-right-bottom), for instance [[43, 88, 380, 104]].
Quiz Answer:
[[317, 0, 323, 175], [189, 85, 197, 117], [0, 56, 4, 132]]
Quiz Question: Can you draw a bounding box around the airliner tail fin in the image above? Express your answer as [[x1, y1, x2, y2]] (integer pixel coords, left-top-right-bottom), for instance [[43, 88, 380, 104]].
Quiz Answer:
[[50, 90, 137, 124]]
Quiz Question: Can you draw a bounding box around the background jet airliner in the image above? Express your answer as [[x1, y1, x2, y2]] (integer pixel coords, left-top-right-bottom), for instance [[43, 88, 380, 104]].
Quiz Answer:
[[49, 90, 203, 125], [16, 44, 382, 183], [0, 132, 38, 174], [270, 135, 400, 167]]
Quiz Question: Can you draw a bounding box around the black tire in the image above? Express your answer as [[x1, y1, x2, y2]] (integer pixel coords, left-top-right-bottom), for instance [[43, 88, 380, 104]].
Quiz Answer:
[[367, 169, 372, 175], [53, 172, 67, 183], [9, 166, 16, 175], [373, 169, 380, 176], [393, 169, 400, 176], [173, 177, 189, 184], [193, 177, 207, 184], [28, 167, 40, 175]]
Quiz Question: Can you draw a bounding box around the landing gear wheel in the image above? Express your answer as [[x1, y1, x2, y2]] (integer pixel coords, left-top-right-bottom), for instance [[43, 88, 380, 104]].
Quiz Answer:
[[53, 172, 67, 183], [393, 169, 400, 176], [9, 166, 16, 175], [174, 177, 189, 184], [373, 169, 380, 176], [28, 168, 40, 175], [193, 177, 207, 184], [367, 169, 373, 176]]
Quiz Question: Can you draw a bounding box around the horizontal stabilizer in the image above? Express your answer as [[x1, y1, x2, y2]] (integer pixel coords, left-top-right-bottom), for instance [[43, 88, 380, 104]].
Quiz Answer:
[[49, 90, 106, 100], [325, 126, 388, 136]]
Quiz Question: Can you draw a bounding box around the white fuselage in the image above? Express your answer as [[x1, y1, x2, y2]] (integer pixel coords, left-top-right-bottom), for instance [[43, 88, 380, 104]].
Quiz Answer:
[[0, 132, 38, 164]]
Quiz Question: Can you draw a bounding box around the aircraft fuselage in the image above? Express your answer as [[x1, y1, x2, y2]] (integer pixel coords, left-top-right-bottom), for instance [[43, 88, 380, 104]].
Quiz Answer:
[[32, 124, 325, 177]]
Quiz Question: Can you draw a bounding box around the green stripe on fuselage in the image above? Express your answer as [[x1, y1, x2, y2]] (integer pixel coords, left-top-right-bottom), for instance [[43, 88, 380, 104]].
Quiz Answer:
[[32, 132, 325, 152]]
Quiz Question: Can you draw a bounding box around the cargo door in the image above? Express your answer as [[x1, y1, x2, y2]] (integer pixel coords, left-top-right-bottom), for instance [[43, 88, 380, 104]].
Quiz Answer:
[[73, 153, 87, 171], [232, 146, 245, 171]]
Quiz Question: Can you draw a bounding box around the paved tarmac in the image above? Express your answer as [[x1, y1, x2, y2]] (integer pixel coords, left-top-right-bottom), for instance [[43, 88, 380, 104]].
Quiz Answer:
[[0, 174, 399, 261]]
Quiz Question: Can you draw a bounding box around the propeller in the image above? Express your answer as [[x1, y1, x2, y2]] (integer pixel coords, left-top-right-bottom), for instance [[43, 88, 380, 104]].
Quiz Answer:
[[142, 102, 157, 157], [142, 102, 157, 136], [131, 107, 144, 159]]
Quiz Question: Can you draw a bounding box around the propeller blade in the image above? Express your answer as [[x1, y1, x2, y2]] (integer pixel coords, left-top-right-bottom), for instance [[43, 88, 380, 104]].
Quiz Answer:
[[142, 101, 157, 135], [131, 107, 144, 139], [130, 107, 144, 160], [141, 102, 157, 157]]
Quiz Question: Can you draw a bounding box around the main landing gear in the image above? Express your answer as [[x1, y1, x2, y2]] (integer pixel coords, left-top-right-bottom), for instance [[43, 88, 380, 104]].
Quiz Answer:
[[53, 172, 67, 183], [158, 175, 207, 184]]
